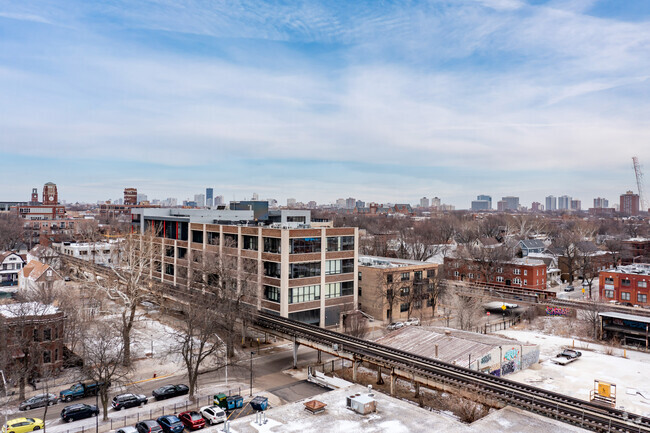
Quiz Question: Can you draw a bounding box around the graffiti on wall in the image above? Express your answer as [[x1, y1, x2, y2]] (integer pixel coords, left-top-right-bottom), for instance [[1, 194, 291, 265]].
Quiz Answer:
[[480, 354, 491, 365], [504, 348, 519, 362], [546, 306, 570, 316], [501, 362, 516, 375]]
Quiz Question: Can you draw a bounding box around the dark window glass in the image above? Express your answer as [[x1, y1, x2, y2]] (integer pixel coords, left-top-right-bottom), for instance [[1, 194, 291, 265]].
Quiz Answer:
[[401, 272, 410, 281], [43, 328, 51, 341], [400, 303, 410, 312], [427, 269, 436, 278], [341, 281, 354, 296], [243, 235, 258, 251], [290, 238, 321, 254], [341, 259, 354, 274], [288, 285, 320, 303], [192, 230, 203, 244], [165, 246, 174, 257], [414, 271, 422, 280], [263, 237, 281, 254], [289, 262, 321, 279], [223, 233, 238, 248], [207, 232, 220, 245], [263, 261, 281, 279], [387, 274, 393, 283], [165, 263, 174, 276], [43, 351, 51, 364], [264, 285, 280, 303], [622, 278, 631, 286], [177, 247, 187, 259]]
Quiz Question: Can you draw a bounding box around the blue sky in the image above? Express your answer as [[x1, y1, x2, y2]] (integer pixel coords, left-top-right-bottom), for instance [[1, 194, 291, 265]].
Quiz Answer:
[[1, 0, 649, 208]]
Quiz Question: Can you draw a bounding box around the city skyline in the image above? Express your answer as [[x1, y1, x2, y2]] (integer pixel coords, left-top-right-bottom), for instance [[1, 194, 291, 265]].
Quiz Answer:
[[2, 1, 650, 205]]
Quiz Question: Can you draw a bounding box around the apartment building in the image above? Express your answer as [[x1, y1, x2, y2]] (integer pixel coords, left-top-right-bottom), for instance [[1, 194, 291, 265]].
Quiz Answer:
[[357, 256, 439, 322], [54, 240, 121, 266], [131, 208, 358, 328], [444, 257, 547, 290], [600, 264, 650, 306]]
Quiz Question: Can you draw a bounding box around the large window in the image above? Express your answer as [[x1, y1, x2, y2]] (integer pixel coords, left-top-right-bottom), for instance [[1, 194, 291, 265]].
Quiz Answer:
[[639, 281, 647, 288], [325, 259, 354, 275], [341, 281, 353, 296], [427, 269, 436, 278], [622, 278, 631, 286], [165, 264, 174, 276], [638, 293, 647, 303], [263, 261, 281, 279], [177, 247, 187, 259], [289, 285, 321, 304], [165, 246, 174, 257], [207, 232, 220, 245], [401, 272, 410, 281], [290, 262, 321, 279], [325, 283, 341, 299], [604, 289, 614, 298], [264, 285, 280, 303], [400, 287, 410, 296], [243, 235, 258, 251], [290, 238, 321, 254], [496, 276, 504, 282], [414, 271, 422, 281], [263, 237, 281, 254], [605, 277, 614, 284], [223, 233, 238, 248], [513, 269, 521, 275], [341, 259, 354, 274], [192, 230, 203, 244], [621, 292, 631, 301], [387, 274, 393, 283], [327, 236, 355, 251], [400, 303, 410, 312]]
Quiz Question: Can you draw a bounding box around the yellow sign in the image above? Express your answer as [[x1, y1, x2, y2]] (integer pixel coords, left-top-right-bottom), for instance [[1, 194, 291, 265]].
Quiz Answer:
[[598, 382, 611, 398], [501, 304, 507, 311], [582, 288, 585, 293]]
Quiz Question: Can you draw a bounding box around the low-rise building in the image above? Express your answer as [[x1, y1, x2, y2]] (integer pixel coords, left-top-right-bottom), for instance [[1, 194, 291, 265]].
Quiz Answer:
[[0, 252, 26, 288], [0, 302, 65, 375], [599, 264, 650, 306], [18, 260, 65, 296], [54, 240, 121, 266], [357, 256, 439, 322], [444, 257, 547, 290]]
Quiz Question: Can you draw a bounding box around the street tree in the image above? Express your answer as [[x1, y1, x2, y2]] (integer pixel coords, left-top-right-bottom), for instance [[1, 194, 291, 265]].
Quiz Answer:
[[0, 214, 25, 251]]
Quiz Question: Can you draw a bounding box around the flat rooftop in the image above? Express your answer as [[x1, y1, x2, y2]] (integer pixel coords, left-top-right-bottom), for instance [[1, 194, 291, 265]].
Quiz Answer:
[[227, 384, 589, 432], [599, 311, 650, 324], [359, 255, 434, 268], [603, 264, 650, 276]]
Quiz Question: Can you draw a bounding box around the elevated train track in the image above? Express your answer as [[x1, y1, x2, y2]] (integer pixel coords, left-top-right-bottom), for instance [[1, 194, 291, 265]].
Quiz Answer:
[[62, 255, 650, 431]]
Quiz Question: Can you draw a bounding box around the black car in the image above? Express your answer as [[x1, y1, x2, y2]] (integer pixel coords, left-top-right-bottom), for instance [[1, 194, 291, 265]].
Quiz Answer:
[[557, 349, 582, 359], [112, 393, 148, 410], [152, 384, 189, 401], [135, 420, 163, 433], [19, 393, 58, 411], [60, 404, 99, 423]]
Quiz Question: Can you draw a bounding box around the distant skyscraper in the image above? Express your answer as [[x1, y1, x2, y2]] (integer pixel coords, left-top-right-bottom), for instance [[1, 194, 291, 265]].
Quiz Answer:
[[593, 197, 609, 208], [531, 202, 542, 212], [570, 199, 581, 211], [545, 195, 557, 211], [206, 188, 214, 207], [501, 196, 519, 211], [476, 195, 492, 209], [558, 195, 571, 210], [471, 199, 490, 211], [346, 197, 356, 209], [194, 194, 205, 207], [419, 197, 430, 208], [431, 197, 441, 209], [356, 200, 365, 208], [336, 198, 346, 208], [620, 191, 640, 215]]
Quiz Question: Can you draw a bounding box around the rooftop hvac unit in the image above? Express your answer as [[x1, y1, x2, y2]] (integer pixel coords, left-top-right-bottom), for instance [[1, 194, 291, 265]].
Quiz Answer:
[[347, 394, 377, 415]]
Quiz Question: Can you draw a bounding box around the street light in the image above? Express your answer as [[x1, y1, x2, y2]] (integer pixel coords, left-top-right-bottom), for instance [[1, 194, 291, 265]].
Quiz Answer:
[[249, 352, 254, 397]]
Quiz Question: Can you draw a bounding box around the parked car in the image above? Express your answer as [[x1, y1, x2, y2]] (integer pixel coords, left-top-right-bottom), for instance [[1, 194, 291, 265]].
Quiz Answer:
[[60, 404, 99, 423], [557, 349, 582, 359], [404, 317, 420, 326], [157, 415, 185, 433], [112, 393, 148, 410], [387, 322, 404, 331], [564, 285, 575, 292], [19, 394, 58, 411], [135, 420, 163, 433], [199, 406, 227, 425], [116, 427, 138, 433], [152, 384, 189, 401], [60, 381, 107, 402], [2, 418, 44, 433], [178, 411, 205, 430]]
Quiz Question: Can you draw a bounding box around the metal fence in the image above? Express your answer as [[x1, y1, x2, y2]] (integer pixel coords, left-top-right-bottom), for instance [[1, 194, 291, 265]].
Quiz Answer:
[[54, 387, 242, 433]]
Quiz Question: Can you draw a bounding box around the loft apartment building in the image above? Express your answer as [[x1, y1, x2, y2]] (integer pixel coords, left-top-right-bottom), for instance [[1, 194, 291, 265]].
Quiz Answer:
[[132, 206, 358, 328], [357, 256, 439, 322], [444, 256, 547, 290], [599, 264, 650, 306]]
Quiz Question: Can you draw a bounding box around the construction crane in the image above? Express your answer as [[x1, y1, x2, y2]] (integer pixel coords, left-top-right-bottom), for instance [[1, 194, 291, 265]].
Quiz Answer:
[[632, 156, 648, 212]]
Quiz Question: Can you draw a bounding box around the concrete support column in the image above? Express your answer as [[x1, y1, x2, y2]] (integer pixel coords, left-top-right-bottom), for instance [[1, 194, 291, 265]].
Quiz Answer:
[[292, 338, 299, 369], [317, 349, 322, 364], [352, 359, 359, 382], [414, 382, 420, 398], [376, 366, 384, 385], [390, 369, 396, 396]]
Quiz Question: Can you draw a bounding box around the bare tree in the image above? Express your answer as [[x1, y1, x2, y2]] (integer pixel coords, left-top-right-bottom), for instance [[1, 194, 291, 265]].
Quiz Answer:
[[461, 244, 514, 286], [453, 293, 484, 331], [80, 320, 129, 421], [579, 298, 606, 340], [0, 213, 25, 251], [343, 311, 368, 339], [578, 253, 599, 299], [552, 231, 580, 284], [425, 266, 447, 318], [87, 232, 159, 366]]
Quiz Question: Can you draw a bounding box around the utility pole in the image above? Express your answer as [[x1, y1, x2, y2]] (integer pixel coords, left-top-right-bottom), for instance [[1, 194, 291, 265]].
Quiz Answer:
[[249, 352, 254, 397]]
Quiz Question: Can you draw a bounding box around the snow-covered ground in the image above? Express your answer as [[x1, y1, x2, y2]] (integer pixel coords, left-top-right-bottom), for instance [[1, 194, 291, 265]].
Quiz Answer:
[[496, 320, 650, 416]]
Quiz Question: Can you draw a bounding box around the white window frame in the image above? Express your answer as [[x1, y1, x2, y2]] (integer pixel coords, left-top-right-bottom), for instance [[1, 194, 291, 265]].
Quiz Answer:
[[496, 276, 504, 283]]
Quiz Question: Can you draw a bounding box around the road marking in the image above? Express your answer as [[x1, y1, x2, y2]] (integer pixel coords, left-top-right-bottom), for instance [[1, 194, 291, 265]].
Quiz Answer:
[[125, 373, 174, 386]]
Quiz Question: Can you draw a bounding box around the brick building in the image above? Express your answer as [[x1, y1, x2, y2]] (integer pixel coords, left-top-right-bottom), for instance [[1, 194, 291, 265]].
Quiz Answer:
[[444, 256, 547, 290], [357, 256, 438, 322], [0, 302, 65, 375], [124, 188, 138, 206], [599, 264, 650, 306], [621, 238, 650, 265], [132, 208, 358, 328], [620, 191, 640, 216]]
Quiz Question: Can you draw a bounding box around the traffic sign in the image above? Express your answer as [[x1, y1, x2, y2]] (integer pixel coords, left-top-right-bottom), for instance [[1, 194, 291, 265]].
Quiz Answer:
[[501, 304, 507, 311]]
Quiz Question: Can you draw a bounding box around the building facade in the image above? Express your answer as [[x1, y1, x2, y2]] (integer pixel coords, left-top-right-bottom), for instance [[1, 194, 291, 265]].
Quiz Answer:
[[621, 238, 650, 265], [124, 188, 138, 205], [599, 264, 650, 306], [545, 195, 557, 211], [357, 256, 438, 322], [444, 257, 547, 290], [132, 208, 358, 328], [0, 252, 26, 287], [620, 191, 640, 216], [42, 182, 58, 205], [54, 240, 120, 266]]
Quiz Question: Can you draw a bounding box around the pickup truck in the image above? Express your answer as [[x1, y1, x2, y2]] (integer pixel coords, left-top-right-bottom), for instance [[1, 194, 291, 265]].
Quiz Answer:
[[60, 381, 107, 402]]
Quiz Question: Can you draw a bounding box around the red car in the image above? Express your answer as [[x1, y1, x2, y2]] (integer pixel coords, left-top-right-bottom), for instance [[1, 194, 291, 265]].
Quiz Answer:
[[178, 411, 205, 430]]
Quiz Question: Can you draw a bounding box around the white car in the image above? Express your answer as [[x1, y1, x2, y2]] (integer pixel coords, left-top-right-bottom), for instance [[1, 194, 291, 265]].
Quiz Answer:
[[404, 317, 420, 326], [387, 322, 404, 331], [200, 405, 227, 425]]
